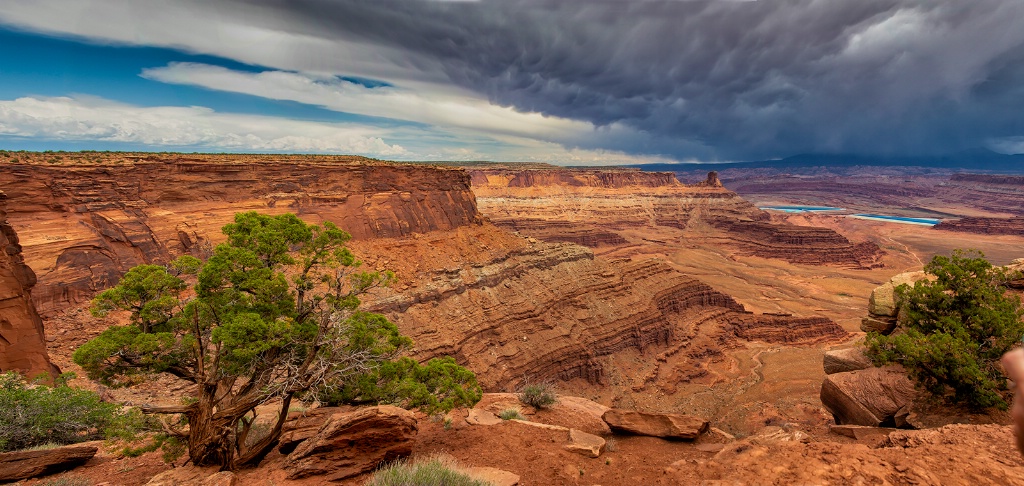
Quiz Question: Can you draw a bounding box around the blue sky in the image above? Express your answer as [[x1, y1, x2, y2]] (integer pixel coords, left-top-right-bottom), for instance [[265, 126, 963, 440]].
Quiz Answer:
[[2, 1, 1024, 164]]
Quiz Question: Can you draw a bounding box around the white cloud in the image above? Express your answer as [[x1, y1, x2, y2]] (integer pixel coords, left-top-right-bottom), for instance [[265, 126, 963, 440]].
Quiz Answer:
[[140, 62, 593, 143], [0, 96, 407, 155], [0, 95, 681, 164]]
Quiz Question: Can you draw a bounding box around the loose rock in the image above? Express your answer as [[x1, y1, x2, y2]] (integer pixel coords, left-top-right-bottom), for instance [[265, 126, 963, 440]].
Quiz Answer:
[[820, 367, 916, 426], [285, 405, 417, 481], [0, 444, 97, 482], [602, 409, 707, 439]]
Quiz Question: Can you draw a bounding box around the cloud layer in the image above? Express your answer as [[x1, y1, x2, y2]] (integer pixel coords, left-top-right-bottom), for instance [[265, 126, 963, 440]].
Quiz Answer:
[[3, 0, 1024, 160]]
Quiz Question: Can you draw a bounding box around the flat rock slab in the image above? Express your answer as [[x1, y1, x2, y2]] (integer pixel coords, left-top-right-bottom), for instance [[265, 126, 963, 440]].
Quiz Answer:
[[602, 409, 707, 439], [467, 466, 520, 486], [466, 408, 503, 426], [565, 428, 606, 458], [823, 347, 873, 375], [861, 316, 897, 335], [0, 444, 97, 481]]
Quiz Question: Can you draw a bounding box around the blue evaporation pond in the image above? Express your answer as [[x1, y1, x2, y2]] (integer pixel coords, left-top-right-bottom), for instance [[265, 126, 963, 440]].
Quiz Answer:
[[851, 214, 941, 225], [759, 206, 845, 213]]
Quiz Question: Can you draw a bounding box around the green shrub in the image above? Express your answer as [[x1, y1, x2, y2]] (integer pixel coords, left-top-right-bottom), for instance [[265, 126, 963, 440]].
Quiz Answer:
[[518, 382, 557, 409], [866, 250, 1024, 410], [367, 455, 488, 486], [498, 408, 525, 421], [0, 372, 147, 452]]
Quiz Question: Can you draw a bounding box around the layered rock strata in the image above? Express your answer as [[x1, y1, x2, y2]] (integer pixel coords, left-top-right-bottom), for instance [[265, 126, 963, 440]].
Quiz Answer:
[[470, 167, 882, 267], [470, 168, 767, 241], [0, 160, 480, 314], [366, 233, 847, 390], [934, 217, 1024, 236], [0, 191, 59, 379], [709, 218, 883, 268]]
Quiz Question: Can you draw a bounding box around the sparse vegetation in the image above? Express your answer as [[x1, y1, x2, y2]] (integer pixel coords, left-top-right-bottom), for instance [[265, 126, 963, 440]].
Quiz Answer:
[[518, 381, 557, 409], [498, 408, 525, 420], [367, 455, 488, 486], [73, 212, 480, 469], [39, 476, 91, 486], [0, 372, 146, 452], [866, 250, 1024, 410]]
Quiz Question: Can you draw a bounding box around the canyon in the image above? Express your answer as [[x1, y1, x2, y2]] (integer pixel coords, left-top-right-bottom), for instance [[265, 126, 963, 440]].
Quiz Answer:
[[3, 153, 1023, 484]]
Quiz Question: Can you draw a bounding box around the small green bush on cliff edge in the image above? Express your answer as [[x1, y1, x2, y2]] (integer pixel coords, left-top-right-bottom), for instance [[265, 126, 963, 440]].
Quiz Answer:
[[866, 250, 1024, 410]]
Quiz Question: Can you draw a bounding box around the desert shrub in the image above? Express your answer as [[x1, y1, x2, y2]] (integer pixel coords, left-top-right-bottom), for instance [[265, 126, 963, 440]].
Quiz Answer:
[[498, 408, 525, 421], [367, 455, 488, 486], [0, 372, 146, 452], [518, 382, 557, 409], [866, 250, 1024, 410]]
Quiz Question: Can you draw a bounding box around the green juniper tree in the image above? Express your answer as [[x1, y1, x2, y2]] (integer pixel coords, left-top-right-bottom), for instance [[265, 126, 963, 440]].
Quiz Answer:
[[74, 212, 480, 469], [866, 250, 1024, 410]]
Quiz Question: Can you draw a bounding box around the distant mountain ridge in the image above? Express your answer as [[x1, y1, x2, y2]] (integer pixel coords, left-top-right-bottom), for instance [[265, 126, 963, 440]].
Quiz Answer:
[[631, 149, 1024, 174]]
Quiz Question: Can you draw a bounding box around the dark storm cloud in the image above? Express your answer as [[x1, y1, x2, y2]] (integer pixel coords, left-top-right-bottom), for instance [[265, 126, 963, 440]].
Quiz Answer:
[[239, 0, 1024, 159]]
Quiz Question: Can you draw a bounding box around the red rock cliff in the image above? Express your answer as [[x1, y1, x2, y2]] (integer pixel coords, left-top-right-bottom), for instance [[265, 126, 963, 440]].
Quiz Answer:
[[0, 191, 59, 380], [0, 160, 481, 314]]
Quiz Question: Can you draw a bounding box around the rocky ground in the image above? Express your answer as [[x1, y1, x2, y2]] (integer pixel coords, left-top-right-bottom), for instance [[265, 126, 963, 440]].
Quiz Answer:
[[14, 395, 1024, 485]]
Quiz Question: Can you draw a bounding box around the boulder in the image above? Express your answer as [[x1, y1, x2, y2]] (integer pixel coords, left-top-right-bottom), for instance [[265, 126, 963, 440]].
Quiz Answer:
[[277, 407, 342, 454], [867, 271, 927, 317], [0, 444, 97, 481], [820, 367, 916, 426], [602, 409, 707, 439], [823, 347, 873, 375], [564, 428, 606, 458], [860, 316, 897, 335], [284, 405, 417, 481]]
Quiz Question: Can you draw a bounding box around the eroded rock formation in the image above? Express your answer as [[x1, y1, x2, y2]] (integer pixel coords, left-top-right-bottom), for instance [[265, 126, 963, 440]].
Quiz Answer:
[[470, 167, 882, 267], [360, 226, 848, 391], [0, 159, 480, 313], [934, 217, 1024, 236], [0, 191, 59, 380], [709, 218, 883, 268]]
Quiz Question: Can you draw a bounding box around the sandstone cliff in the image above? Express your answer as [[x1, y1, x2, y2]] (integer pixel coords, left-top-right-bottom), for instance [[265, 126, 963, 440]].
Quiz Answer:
[[355, 225, 848, 391], [470, 167, 882, 267], [470, 167, 767, 246], [0, 191, 59, 380], [934, 216, 1024, 236], [0, 160, 480, 314]]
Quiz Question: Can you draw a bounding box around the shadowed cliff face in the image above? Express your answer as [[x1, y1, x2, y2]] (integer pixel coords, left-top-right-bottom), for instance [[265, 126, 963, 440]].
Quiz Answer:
[[0, 191, 59, 380], [0, 160, 481, 314]]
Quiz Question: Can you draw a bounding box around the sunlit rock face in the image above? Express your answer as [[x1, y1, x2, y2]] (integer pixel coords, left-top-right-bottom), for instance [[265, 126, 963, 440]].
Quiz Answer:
[[0, 158, 481, 314], [0, 191, 59, 380]]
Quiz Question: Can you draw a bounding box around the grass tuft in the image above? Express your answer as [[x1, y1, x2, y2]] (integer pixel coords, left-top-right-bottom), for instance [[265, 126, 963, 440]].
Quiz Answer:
[[498, 408, 525, 421], [517, 382, 557, 409], [367, 454, 488, 486]]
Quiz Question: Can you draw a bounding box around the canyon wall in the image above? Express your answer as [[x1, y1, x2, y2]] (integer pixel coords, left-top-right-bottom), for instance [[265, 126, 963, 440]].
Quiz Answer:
[[934, 217, 1024, 236], [359, 227, 848, 389], [471, 168, 766, 247], [0, 191, 59, 380], [470, 167, 881, 267], [0, 160, 480, 314]]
